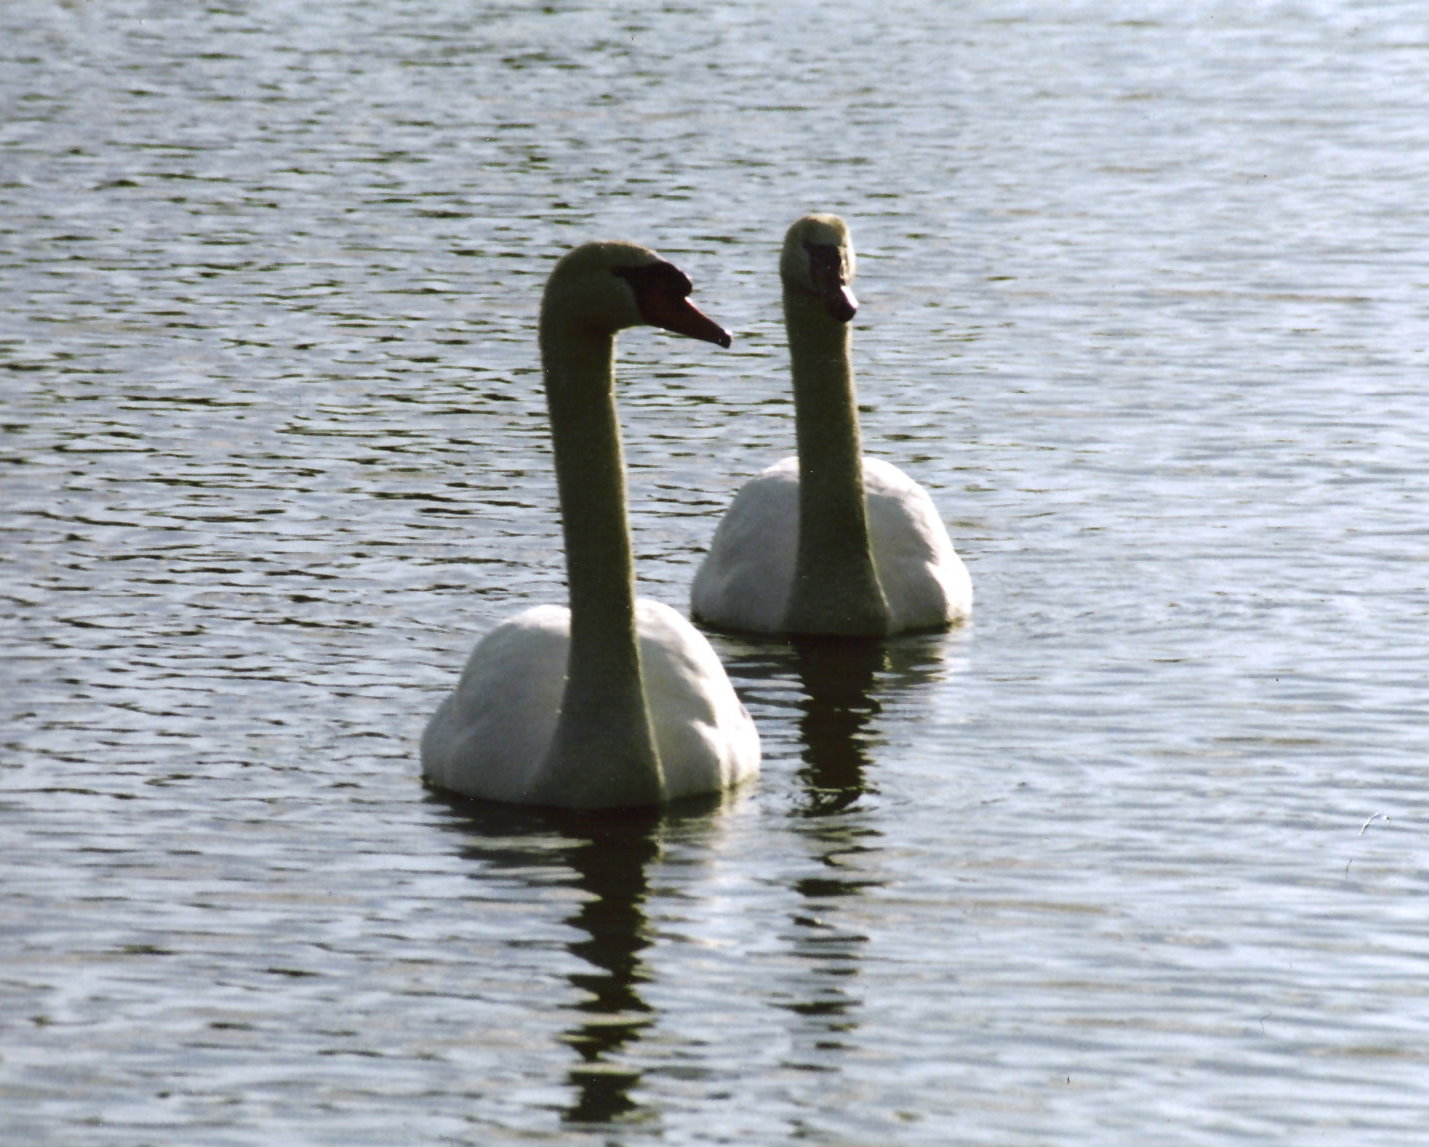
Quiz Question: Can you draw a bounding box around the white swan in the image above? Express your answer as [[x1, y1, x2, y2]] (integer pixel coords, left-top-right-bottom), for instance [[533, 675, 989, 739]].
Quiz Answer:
[[691, 214, 972, 636], [422, 241, 760, 809]]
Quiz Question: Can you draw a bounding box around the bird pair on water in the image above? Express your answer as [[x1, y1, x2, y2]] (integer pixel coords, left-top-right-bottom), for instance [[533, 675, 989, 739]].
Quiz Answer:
[[421, 214, 972, 810]]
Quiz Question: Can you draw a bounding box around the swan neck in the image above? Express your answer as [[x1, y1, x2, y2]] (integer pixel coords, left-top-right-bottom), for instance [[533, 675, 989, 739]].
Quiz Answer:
[[783, 287, 891, 636], [536, 318, 664, 806]]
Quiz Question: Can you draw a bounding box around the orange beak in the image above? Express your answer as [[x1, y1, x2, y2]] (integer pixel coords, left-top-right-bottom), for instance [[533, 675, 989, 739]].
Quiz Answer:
[[616, 260, 733, 348], [640, 290, 732, 348]]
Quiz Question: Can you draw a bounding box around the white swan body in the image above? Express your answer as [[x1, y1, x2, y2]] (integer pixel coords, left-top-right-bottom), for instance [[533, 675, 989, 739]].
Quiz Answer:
[[422, 600, 756, 805], [422, 242, 759, 809], [691, 455, 969, 634], [692, 214, 971, 637]]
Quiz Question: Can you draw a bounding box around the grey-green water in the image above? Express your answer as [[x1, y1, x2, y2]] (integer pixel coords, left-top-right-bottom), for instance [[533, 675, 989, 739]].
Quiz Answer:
[[4, 2, 1428, 1143]]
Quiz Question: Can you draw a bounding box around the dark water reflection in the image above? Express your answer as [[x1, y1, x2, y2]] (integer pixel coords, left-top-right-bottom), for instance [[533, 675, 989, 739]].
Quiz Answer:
[[791, 637, 885, 816], [430, 795, 715, 1126], [788, 634, 950, 816], [555, 818, 658, 1126], [782, 636, 950, 1068]]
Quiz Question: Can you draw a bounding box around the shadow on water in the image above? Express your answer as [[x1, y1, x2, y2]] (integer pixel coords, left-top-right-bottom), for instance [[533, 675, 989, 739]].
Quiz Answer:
[[425, 789, 730, 1127]]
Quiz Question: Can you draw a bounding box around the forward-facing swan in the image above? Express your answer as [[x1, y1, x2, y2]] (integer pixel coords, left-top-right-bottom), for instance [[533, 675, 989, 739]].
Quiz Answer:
[[422, 241, 760, 809], [691, 214, 972, 636]]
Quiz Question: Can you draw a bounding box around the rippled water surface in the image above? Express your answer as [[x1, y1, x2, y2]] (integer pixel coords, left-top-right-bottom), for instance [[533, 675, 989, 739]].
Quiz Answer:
[[5, 1, 1429, 1143]]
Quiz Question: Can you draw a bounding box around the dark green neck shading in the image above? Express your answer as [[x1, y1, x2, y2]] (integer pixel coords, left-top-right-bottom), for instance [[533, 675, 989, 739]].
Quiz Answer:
[[534, 320, 664, 807], [783, 285, 892, 636]]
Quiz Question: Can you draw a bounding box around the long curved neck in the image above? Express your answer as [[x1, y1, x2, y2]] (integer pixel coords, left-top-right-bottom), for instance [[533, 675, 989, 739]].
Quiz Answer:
[[783, 286, 891, 636], [535, 317, 664, 807]]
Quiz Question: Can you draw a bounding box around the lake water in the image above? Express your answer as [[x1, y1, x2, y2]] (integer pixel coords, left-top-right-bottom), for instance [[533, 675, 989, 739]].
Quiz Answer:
[[4, 1, 1428, 1143]]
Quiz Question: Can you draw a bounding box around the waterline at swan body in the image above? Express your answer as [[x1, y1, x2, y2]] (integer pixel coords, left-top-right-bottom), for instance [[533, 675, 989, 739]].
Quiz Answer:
[[421, 241, 759, 810], [691, 214, 972, 637]]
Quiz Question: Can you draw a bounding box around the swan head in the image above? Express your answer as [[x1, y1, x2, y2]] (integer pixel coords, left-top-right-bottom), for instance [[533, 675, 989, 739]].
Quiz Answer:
[[781, 213, 857, 322], [543, 241, 732, 347]]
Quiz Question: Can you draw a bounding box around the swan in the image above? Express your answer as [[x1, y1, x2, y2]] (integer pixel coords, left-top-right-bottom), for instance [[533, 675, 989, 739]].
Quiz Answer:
[[691, 213, 972, 637], [421, 241, 760, 809]]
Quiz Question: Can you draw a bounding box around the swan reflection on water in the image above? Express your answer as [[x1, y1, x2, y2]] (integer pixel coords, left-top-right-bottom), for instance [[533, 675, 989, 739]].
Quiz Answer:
[[729, 633, 953, 1065], [726, 631, 953, 816], [425, 630, 955, 1123], [428, 793, 730, 1126], [536, 810, 662, 1125]]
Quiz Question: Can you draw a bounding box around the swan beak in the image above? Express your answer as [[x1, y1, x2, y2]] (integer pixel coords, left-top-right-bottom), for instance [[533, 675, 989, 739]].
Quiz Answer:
[[820, 281, 858, 323], [616, 260, 734, 348], [642, 292, 734, 349]]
